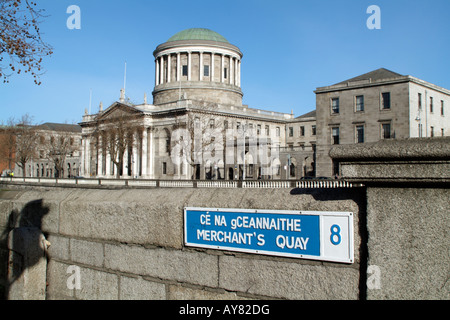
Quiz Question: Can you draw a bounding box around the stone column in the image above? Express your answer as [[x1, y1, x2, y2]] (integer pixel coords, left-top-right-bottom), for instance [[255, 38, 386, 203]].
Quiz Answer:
[[155, 58, 159, 86], [80, 136, 86, 176], [234, 57, 238, 86], [149, 128, 154, 178], [142, 128, 148, 177], [211, 52, 215, 82], [85, 137, 91, 177], [238, 60, 241, 87], [167, 54, 171, 83], [97, 135, 103, 177], [159, 56, 164, 84], [176, 53, 180, 82], [221, 54, 224, 83], [199, 51, 203, 81], [132, 132, 138, 178], [188, 51, 192, 81], [230, 57, 234, 85], [105, 141, 111, 178]]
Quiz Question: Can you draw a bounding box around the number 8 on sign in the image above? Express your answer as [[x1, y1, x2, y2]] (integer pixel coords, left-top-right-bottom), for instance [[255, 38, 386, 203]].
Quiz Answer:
[[330, 224, 341, 245]]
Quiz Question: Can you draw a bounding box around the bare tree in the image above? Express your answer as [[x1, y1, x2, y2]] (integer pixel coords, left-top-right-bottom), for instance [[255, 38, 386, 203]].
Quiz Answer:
[[0, 0, 53, 85], [45, 131, 77, 178], [13, 114, 38, 177], [96, 112, 140, 179], [172, 106, 224, 180], [0, 117, 17, 174]]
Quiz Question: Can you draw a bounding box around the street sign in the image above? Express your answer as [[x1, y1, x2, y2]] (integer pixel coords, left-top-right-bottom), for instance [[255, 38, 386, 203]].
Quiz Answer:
[[184, 207, 354, 263]]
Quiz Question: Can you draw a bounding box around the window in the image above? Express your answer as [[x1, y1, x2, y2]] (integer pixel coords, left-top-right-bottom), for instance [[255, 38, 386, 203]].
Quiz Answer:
[[381, 123, 391, 139], [356, 95, 364, 112], [224, 120, 228, 129], [311, 125, 316, 136], [418, 93, 422, 109], [300, 126, 305, 136], [356, 125, 364, 143], [430, 97, 434, 113], [165, 138, 171, 153], [182, 65, 188, 76], [257, 125, 261, 135], [381, 92, 391, 109], [276, 127, 280, 137], [331, 98, 339, 114], [204, 65, 210, 77], [332, 127, 340, 145], [441, 100, 444, 116], [265, 125, 270, 136], [441, 128, 445, 136], [236, 122, 241, 130], [289, 127, 293, 137], [162, 162, 167, 175], [224, 67, 228, 79], [430, 126, 434, 137]]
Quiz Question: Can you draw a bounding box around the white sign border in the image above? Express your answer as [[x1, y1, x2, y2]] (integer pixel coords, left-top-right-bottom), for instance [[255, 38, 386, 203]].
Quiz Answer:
[[184, 207, 354, 264]]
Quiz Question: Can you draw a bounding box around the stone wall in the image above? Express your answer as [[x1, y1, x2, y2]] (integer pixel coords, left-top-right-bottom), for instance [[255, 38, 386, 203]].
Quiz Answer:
[[1, 137, 448, 300], [0, 186, 363, 300], [331, 137, 450, 299]]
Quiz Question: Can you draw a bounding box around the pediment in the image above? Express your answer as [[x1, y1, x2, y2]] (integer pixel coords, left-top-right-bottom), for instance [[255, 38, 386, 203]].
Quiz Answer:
[[97, 102, 143, 121]]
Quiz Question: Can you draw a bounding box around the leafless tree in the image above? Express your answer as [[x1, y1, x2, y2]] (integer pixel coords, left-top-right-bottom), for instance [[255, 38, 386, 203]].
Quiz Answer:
[[96, 111, 140, 179], [0, 0, 53, 85], [12, 114, 38, 177], [0, 117, 17, 174], [45, 131, 77, 178], [172, 105, 224, 179]]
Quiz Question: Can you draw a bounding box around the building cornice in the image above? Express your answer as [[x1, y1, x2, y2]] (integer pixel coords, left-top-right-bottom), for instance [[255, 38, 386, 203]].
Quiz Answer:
[[315, 75, 450, 95]]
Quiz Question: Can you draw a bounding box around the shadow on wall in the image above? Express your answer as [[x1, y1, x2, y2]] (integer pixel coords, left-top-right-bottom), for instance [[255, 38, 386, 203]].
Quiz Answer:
[[0, 199, 49, 299]]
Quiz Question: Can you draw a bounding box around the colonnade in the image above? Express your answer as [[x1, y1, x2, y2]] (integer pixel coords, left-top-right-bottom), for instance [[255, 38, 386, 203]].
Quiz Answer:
[[154, 51, 241, 87], [81, 127, 156, 179]]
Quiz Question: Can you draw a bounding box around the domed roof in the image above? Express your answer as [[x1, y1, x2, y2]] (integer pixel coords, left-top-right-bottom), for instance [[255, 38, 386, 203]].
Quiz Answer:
[[167, 28, 229, 43]]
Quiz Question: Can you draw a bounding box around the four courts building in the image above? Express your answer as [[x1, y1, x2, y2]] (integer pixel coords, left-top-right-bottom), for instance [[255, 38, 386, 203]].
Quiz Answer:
[[79, 28, 316, 180], [79, 28, 449, 180]]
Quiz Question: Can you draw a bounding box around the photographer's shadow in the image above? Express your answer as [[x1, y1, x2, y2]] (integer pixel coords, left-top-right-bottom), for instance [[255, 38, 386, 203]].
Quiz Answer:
[[1, 199, 50, 300]]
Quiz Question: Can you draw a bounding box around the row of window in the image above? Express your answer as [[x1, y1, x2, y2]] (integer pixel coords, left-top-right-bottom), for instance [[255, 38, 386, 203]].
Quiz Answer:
[[418, 124, 445, 138], [330, 92, 391, 114], [181, 65, 228, 78], [330, 123, 392, 145], [418, 93, 445, 115], [288, 125, 316, 137], [329, 92, 446, 116]]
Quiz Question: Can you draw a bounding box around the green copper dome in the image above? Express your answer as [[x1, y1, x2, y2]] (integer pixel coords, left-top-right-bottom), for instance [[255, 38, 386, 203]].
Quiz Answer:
[[167, 28, 229, 43]]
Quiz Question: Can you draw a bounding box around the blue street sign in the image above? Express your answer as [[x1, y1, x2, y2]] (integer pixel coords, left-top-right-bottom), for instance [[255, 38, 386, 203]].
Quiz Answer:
[[184, 207, 353, 263]]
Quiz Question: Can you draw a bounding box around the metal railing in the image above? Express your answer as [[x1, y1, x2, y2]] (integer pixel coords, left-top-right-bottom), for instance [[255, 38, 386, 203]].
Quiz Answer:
[[0, 176, 364, 189]]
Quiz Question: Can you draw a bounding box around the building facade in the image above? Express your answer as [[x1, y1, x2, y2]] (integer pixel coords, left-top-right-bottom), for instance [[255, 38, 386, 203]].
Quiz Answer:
[[315, 68, 450, 177], [80, 29, 314, 180], [13, 123, 82, 178], [79, 30, 450, 180]]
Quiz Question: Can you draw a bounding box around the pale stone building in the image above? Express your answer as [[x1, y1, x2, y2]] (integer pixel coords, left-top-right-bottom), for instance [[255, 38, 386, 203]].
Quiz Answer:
[[16, 123, 82, 178], [79, 28, 315, 180], [315, 68, 450, 177]]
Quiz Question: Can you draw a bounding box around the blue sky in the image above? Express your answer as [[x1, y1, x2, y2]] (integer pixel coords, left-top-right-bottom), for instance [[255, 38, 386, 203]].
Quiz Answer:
[[1, 0, 449, 124]]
